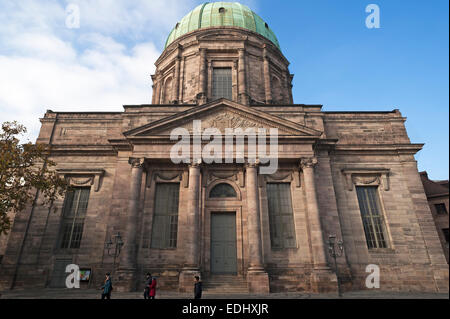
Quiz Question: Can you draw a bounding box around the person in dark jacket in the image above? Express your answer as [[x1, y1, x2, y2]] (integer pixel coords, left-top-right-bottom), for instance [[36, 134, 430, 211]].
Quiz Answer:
[[101, 273, 113, 299], [143, 273, 152, 299], [194, 276, 202, 299], [148, 275, 157, 299]]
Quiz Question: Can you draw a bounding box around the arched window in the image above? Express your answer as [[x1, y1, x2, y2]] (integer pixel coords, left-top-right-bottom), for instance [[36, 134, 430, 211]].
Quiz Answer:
[[209, 183, 237, 198]]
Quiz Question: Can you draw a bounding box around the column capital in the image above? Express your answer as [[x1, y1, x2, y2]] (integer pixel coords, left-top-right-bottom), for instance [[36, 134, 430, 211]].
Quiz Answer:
[[300, 157, 318, 169], [128, 157, 145, 168], [189, 158, 202, 168], [245, 158, 260, 169]]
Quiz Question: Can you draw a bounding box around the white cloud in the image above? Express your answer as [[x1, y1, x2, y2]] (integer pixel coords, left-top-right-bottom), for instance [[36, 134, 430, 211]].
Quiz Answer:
[[6, 33, 77, 62], [0, 39, 160, 141], [0, 0, 197, 142]]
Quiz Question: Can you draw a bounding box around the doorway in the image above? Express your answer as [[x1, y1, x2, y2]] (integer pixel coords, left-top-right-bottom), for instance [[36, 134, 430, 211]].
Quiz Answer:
[[210, 213, 237, 274]]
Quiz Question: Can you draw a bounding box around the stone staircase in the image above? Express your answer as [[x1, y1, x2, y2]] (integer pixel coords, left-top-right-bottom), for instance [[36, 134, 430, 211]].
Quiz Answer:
[[202, 275, 249, 294]]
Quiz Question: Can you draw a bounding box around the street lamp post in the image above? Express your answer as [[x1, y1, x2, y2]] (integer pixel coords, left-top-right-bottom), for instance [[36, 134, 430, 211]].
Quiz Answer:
[[327, 234, 344, 297], [105, 232, 124, 276]]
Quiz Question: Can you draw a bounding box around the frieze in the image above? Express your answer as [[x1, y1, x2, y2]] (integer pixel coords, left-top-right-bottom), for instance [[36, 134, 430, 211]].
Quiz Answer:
[[148, 171, 183, 188], [205, 169, 244, 187], [57, 169, 105, 192], [341, 168, 390, 191], [262, 170, 298, 187]]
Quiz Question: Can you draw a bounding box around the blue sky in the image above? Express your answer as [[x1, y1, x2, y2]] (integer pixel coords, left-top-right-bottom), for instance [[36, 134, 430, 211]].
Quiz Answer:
[[0, 0, 448, 179]]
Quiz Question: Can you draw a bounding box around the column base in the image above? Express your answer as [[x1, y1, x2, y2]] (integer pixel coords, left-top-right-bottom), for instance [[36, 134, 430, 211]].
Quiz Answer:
[[114, 268, 137, 292], [179, 268, 200, 293], [247, 270, 270, 294], [310, 268, 338, 294]]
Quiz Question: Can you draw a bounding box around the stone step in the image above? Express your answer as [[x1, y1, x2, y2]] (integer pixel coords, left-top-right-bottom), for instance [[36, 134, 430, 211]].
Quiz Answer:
[[203, 279, 247, 283], [202, 276, 249, 293], [203, 286, 248, 290], [203, 290, 249, 294], [203, 287, 249, 292], [203, 282, 247, 287]]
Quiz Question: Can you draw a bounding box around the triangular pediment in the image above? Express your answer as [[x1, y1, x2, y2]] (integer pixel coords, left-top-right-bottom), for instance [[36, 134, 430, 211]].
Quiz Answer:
[[123, 99, 322, 138]]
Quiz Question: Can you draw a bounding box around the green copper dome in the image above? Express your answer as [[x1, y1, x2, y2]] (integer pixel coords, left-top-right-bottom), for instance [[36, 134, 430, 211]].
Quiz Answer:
[[164, 2, 280, 50]]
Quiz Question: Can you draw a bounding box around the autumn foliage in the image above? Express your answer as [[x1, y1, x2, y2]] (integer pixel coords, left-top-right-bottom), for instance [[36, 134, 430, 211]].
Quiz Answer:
[[0, 121, 67, 234]]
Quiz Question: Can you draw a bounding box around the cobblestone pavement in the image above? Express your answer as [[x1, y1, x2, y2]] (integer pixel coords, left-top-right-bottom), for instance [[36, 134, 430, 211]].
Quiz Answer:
[[0, 288, 448, 299]]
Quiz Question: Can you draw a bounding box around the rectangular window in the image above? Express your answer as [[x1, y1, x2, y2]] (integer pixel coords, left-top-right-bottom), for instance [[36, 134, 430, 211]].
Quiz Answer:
[[356, 186, 388, 249], [266, 183, 296, 249], [151, 183, 180, 249], [212, 68, 232, 100], [435, 203, 448, 215], [60, 188, 90, 249]]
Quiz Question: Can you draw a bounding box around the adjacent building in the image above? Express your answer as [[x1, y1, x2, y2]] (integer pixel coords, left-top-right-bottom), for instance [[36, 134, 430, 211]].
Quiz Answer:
[[420, 172, 449, 263], [0, 2, 448, 294]]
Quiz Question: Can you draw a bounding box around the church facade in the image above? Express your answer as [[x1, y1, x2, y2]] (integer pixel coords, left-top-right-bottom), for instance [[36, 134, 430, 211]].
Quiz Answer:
[[0, 2, 448, 294]]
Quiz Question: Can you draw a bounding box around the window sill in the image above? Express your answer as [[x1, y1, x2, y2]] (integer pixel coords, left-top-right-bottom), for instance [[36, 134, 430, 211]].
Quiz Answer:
[[271, 247, 298, 251], [368, 248, 395, 254], [54, 248, 80, 255]]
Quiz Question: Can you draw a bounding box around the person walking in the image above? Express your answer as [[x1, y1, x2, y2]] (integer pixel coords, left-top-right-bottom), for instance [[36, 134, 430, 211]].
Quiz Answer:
[[194, 276, 202, 299], [100, 273, 113, 299], [148, 275, 157, 299], [143, 273, 152, 299]]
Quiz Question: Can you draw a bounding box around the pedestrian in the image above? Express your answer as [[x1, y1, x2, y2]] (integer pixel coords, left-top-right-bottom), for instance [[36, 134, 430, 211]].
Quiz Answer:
[[100, 272, 113, 299], [143, 273, 152, 299], [149, 274, 157, 299], [194, 275, 202, 299]]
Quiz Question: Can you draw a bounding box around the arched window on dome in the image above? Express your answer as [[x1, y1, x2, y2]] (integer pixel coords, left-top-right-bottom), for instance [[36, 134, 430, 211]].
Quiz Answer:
[[209, 183, 237, 198]]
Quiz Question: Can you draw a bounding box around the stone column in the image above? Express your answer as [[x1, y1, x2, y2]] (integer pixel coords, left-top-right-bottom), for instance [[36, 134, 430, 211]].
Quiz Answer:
[[197, 48, 207, 104], [172, 55, 181, 104], [245, 162, 269, 293], [238, 48, 249, 105], [117, 157, 144, 291], [263, 45, 272, 104], [300, 157, 337, 293], [179, 162, 201, 292]]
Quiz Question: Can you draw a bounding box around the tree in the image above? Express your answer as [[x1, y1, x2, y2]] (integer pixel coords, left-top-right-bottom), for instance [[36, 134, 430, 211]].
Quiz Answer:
[[0, 121, 68, 235]]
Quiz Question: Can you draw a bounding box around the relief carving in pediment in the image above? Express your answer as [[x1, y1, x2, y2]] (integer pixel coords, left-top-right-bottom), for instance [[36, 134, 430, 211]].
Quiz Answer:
[[156, 110, 288, 135]]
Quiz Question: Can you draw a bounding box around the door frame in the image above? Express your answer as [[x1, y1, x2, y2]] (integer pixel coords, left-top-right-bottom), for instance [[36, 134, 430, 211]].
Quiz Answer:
[[204, 206, 244, 276], [210, 212, 238, 275]]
